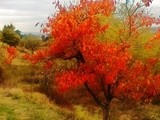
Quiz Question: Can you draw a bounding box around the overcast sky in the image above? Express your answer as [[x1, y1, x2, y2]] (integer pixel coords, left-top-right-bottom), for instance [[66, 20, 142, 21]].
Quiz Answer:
[[0, 0, 159, 33]]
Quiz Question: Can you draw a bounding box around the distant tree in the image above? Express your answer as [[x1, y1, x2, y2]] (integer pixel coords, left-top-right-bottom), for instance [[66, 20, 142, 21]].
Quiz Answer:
[[2, 24, 21, 46], [20, 34, 41, 53], [15, 30, 23, 38]]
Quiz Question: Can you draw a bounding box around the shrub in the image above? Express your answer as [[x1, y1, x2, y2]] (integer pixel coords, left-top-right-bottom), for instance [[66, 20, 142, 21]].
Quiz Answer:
[[19, 34, 41, 53]]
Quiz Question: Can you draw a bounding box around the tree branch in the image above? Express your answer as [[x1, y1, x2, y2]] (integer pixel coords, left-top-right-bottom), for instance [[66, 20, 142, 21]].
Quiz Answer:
[[107, 84, 113, 101], [100, 76, 109, 102], [84, 82, 106, 109]]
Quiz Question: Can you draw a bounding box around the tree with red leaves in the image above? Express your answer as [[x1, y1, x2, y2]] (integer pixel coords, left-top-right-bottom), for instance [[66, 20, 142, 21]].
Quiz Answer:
[[24, 0, 160, 119]]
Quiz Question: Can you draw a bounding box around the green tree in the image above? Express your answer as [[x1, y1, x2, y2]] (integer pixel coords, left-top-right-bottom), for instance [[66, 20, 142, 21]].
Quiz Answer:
[[15, 30, 23, 38], [20, 34, 41, 53], [2, 24, 21, 46]]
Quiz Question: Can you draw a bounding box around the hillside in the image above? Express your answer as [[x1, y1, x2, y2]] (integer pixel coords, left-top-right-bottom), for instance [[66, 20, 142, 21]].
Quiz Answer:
[[0, 42, 160, 120], [0, 43, 102, 120]]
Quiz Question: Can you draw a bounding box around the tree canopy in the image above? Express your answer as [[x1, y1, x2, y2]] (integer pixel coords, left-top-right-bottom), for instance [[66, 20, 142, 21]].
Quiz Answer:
[[2, 24, 21, 46]]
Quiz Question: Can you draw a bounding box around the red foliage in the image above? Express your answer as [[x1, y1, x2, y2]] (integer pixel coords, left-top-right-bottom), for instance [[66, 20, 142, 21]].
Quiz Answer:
[[5, 46, 17, 64], [145, 29, 160, 49], [24, 0, 160, 105], [123, 1, 160, 42], [125, 13, 160, 39], [115, 61, 160, 101]]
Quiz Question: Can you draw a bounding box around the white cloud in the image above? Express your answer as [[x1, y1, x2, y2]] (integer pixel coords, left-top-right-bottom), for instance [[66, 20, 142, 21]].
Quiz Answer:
[[0, 0, 159, 33], [0, 0, 54, 33]]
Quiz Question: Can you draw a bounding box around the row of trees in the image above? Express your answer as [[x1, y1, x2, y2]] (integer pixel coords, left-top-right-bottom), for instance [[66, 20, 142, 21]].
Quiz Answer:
[[0, 24, 41, 53]]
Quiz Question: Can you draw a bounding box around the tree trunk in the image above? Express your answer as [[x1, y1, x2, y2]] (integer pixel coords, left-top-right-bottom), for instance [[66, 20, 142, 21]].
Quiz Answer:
[[102, 106, 110, 120], [84, 82, 112, 120]]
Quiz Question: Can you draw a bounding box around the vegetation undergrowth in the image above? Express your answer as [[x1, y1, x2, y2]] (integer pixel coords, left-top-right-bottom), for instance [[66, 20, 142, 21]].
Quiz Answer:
[[0, 43, 103, 120]]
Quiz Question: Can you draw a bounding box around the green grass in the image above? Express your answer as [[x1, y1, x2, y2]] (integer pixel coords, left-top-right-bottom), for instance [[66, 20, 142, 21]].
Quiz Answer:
[[74, 105, 102, 120], [0, 88, 74, 120], [0, 104, 16, 120], [0, 87, 105, 120]]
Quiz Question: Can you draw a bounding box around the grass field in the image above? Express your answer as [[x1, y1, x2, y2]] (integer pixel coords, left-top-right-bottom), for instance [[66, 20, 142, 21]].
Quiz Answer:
[[0, 87, 104, 120], [1, 42, 160, 120], [0, 87, 160, 120], [0, 88, 74, 120], [0, 43, 102, 120]]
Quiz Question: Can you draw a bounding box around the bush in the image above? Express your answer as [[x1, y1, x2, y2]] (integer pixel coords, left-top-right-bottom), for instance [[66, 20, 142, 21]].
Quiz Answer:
[[19, 34, 41, 53]]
